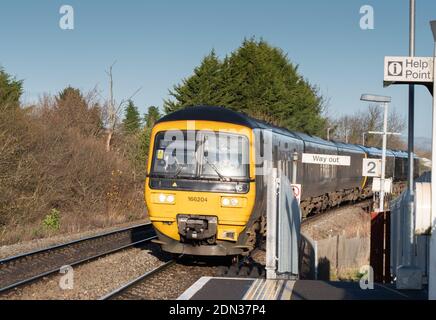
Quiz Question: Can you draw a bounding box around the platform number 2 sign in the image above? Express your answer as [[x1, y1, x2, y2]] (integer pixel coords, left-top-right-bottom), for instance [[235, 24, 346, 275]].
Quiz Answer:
[[362, 159, 381, 177]]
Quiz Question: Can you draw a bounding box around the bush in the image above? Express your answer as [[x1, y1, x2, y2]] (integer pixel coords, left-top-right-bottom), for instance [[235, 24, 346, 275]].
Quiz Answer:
[[42, 209, 61, 231], [0, 88, 146, 245]]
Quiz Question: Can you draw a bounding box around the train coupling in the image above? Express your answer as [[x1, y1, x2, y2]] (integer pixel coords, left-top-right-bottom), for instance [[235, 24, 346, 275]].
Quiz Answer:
[[177, 215, 217, 243]]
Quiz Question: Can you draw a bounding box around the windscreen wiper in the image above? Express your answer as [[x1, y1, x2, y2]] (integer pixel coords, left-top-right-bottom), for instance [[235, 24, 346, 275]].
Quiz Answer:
[[171, 158, 185, 179], [204, 157, 232, 182]]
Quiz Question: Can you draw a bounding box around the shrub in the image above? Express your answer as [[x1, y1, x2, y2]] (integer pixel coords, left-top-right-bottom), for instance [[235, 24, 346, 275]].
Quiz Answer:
[[0, 87, 146, 245], [42, 209, 61, 231]]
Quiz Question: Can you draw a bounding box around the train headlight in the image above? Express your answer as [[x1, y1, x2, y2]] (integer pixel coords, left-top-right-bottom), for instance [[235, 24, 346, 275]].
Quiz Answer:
[[152, 193, 176, 204], [221, 197, 246, 208], [159, 194, 167, 203]]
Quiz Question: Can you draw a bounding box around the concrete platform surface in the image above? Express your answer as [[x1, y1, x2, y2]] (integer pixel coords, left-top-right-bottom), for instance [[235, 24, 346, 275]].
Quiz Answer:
[[178, 277, 428, 300]]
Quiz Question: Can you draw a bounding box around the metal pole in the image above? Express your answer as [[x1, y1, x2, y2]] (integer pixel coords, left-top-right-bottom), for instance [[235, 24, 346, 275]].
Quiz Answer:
[[429, 40, 436, 300], [380, 103, 388, 212], [362, 132, 366, 146], [327, 128, 331, 141], [266, 166, 278, 280], [292, 152, 298, 185], [405, 0, 416, 268]]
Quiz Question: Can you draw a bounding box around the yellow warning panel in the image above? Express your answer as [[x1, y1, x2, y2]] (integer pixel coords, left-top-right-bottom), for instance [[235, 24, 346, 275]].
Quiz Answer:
[[157, 149, 164, 159]]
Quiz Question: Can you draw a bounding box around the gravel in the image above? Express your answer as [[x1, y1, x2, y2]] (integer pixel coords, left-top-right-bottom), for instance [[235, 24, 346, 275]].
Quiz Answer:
[[110, 262, 219, 300], [0, 219, 149, 260], [301, 204, 370, 241], [0, 244, 167, 300]]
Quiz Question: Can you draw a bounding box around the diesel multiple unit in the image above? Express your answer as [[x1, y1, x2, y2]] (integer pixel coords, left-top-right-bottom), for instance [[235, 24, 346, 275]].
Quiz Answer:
[[145, 106, 417, 256]]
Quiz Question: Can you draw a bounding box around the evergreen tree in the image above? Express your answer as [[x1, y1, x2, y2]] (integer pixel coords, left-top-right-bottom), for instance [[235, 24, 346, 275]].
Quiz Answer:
[[123, 100, 141, 134], [144, 106, 161, 128], [164, 50, 232, 113], [0, 68, 23, 108], [163, 39, 327, 136]]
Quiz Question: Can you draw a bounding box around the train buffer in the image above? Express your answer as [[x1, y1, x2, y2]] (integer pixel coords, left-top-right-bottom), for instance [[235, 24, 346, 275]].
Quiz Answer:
[[178, 277, 427, 300]]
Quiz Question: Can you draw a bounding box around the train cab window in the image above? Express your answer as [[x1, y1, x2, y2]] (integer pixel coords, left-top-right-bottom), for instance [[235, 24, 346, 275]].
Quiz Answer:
[[150, 130, 249, 181], [201, 133, 249, 179], [151, 131, 197, 178]]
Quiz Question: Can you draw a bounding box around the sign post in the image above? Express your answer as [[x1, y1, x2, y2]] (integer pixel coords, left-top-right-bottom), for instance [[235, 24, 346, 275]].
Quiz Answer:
[[382, 20, 436, 297], [429, 20, 436, 300], [360, 94, 392, 213]]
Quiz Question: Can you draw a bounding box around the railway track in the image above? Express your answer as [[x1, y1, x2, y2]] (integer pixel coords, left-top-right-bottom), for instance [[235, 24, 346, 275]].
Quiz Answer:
[[0, 223, 156, 293], [302, 199, 374, 225], [0, 199, 375, 298], [101, 257, 220, 300]]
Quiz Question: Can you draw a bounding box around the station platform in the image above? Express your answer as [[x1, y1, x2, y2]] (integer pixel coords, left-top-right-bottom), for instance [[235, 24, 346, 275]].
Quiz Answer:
[[178, 277, 428, 300]]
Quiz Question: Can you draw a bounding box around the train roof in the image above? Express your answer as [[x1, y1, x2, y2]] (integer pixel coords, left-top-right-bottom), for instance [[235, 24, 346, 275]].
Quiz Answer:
[[332, 141, 366, 153], [293, 132, 337, 148], [156, 105, 265, 129], [157, 105, 411, 157], [391, 150, 409, 158]]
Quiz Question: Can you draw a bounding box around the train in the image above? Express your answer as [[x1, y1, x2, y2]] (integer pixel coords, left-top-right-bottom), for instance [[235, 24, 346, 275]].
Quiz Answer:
[[144, 106, 419, 256]]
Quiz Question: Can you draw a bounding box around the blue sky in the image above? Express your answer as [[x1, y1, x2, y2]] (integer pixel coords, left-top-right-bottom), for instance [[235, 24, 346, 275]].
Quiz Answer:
[[1, 0, 436, 139]]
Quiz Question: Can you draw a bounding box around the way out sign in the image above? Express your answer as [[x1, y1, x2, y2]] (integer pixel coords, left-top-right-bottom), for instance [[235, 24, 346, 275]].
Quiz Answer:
[[384, 56, 434, 85], [302, 153, 350, 166], [362, 158, 381, 177]]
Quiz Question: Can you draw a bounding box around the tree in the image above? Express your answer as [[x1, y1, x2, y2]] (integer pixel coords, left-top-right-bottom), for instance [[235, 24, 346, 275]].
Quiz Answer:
[[123, 100, 141, 134], [164, 50, 231, 114], [141, 106, 162, 165], [332, 105, 406, 149], [164, 39, 327, 136], [51, 86, 102, 137], [0, 68, 23, 108], [144, 106, 161, 128], [119, 106, 162, 179], [104, 62, 141, 152]]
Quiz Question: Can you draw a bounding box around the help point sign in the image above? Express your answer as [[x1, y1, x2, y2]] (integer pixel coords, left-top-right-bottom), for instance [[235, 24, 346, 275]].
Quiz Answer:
[[384, 56, 434, 84]]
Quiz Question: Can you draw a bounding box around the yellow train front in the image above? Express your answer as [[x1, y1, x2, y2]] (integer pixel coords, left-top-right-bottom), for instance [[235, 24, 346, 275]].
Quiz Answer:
[[145, 106, 259, 256]]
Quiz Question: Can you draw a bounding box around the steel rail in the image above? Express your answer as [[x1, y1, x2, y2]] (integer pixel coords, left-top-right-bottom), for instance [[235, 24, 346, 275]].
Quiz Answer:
[[99, 259, 176, 300], [0, 223, 156, 293]]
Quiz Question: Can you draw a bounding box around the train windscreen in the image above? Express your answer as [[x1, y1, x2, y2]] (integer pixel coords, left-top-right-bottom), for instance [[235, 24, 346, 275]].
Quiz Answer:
[[151, 130, 249, 181]]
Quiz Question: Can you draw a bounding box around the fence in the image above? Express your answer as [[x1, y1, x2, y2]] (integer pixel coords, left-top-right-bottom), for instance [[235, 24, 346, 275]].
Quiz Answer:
[[390, 172, 431, 285], [300, 232, 370, 280]]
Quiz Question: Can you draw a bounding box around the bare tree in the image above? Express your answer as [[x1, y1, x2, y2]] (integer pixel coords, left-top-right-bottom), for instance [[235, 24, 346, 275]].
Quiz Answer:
[[331, 105, 406, 149], [104, 62, 141, 152]]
